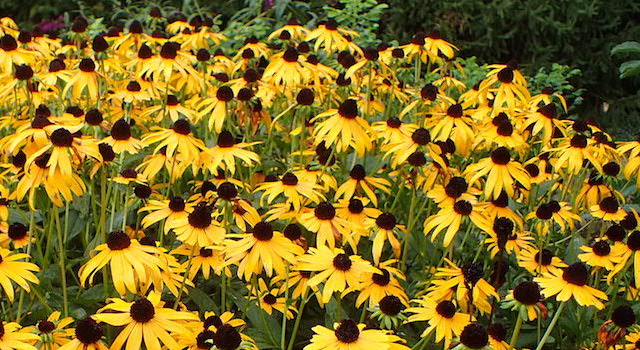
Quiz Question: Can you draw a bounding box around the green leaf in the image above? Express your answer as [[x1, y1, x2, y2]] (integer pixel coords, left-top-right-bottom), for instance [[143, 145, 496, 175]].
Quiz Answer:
[[187, 287, 217, 312], [611, 41, 640, 56], [619, 60, 640, 79]]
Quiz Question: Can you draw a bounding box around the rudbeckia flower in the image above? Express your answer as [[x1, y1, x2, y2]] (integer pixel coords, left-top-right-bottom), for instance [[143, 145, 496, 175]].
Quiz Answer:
[[423, 198, 486, 247], [465, 147, 530, 200], [101, 119, 144, 154], [406, 297, 473, 348], [0, 321, 41, 350], [248, 278, 297, 319], [62, 58, 101, 101], [268, 18, 309, 41], [255, 171, 324, 211], [263, 46, 309, 87], [139, 196, 193, 234], [353, 259, 407, 308], [426, 259, 498, 315], [299, 201, 351, 248], [502, 281, 545, 321], [479, 63, 529, 110], [224, 221, 304, 280], [335, 164, 390, 206], [312, 98, 373, 156], [29, 311, 75, 349], [304, 318, 409, 350], [172, 203, 226, 246], [0, 247, 39, 301], [93, 291, 199, 350], [517, 248, 567, 275], [522, 103, 570, 143], [295, 246, 377, 304], [142, 119, 206, 160], [535, 262, 608, 309], [78, 230, 163, 296], [201, 130, 260, 175], [305, 19, 357, 54], [591, 196, 627, 221], [579, 239, 625, 270], [58, 317, 108, 350]]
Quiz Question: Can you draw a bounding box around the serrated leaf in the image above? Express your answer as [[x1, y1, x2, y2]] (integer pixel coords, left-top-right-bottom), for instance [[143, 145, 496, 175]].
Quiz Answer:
[[611, 41, 640, 56], [619, 60, 640, 79]]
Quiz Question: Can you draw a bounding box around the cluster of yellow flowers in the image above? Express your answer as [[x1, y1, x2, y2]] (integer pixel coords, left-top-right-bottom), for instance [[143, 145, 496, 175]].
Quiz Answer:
[[0, 11, 639, 350]]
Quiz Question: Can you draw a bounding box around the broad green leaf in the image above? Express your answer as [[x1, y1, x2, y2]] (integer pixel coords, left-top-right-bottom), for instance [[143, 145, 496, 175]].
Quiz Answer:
[[611, 41, 640, 56], [619, 60, 640, 78]]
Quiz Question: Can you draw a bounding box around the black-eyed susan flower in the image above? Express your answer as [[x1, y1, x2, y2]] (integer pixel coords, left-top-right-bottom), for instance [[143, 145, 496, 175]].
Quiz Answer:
[[201, 130, 260, 175], [304, 319, 409, 350], [335, 164, 390, 207], [295, 246, 377, 304], [353, 259, 407, 308], [172, 203, 226, 247], [535, 262, 608, 309], [248, 278, 297, 319], [224, 221, 304, 280], [502, 280, 544, 321], [299, 201, 350, 248], [465, 147, 530, 200], [78, 230, 162, 296], [312, 99, 373, 156], [406, 297, 473, 348], [423, 198, 487, 247], [57, 317, 108, 350], [0, 247, 39, 301], [101, 119, 144, 154], [93, 291, 199, 350], [517, 248, 567, 275], [255, 171, 324, 211], [0, 321, 40, 349], [579, 239, 626, 270], [31, 311, 75, 349], [591, 196, 627, 221]]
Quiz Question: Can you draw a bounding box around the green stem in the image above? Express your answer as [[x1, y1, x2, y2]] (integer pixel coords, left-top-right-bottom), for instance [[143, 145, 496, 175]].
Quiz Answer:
[[280, 266, 290, 350], [535, 301, 566, 350], [53, 208, 69, 316], [286, 290, 309, 350], [508, 315, 524, 350], [173, 244, 196, 309]]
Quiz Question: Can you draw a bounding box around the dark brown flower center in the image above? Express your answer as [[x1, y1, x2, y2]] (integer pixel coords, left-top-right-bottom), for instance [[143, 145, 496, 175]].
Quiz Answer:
[[188, 204, 213, 228], [172, 119, 191, 135], [38, 320, 56, 333], [350, 164, 366, 180], [570, 134, 588, 148], [111, 119, 132, 140], [453, 200, 473, 216], [217, 131, 236, 148], [283, 224, 301, 240], [338, 99, 358, 119], [421, 84, 438, 101], [281, 172, 298, 186], [216, 86, 234, 102], [334, 319, 359, 343], [8, 223, 28, 240], [130, 298, 155, 323], [628, 231, 640, 251], [263, 294, 277, 305], [460, 323, 489, 349], [562, 262, 589, 286], [217, 182, 238, 200], [513, 281, 541, 305], [333, 253, 352, 271], [348, 198, 364, 214], [592, 241, 611, 256], [168, 197, 185, 212], [252, 221, 274, 241], [497, 67, 514, 83], [436, 300, 456, 318], [491, 147, 511, 165], [379, 295, 404, 315], [462, 262, 483, 285], [611, 305, 636, 328], [407, 151, 427, 166], [107, 231, 131, 250], [376, 212, 396, 230], [534, 249, 554, 265], [487, 323, 507, 342], [79, 58, 96, 72], [599, 197, 619, 213], [213, 324, 242, 350], [315, 202, 336, 220], [75, 318, 103, 344], [372, 269, 391, 286], [196, 330, 215, 349], [411, 128, 431, 145], [445, 177, 468, 198]]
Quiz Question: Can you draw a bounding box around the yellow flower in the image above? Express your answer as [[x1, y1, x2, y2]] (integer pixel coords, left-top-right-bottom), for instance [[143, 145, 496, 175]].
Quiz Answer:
[[0, 247, 39, 301]]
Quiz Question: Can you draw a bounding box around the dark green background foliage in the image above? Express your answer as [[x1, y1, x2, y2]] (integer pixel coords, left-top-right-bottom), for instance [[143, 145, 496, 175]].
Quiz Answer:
[[2, 0, 640, 137]]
